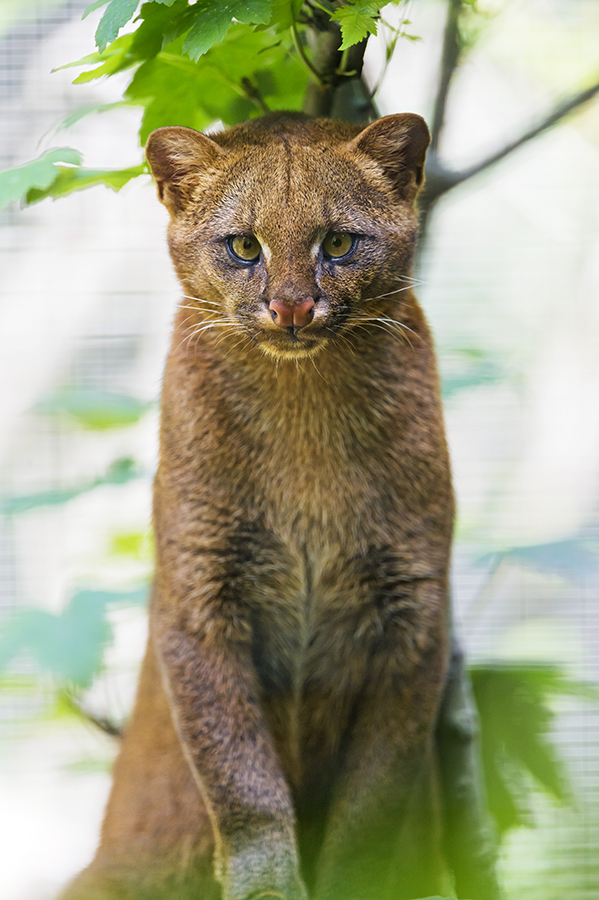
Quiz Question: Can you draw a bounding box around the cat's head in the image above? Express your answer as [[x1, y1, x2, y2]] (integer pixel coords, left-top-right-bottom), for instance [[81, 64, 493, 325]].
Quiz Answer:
[[146, 113, 429, 360]]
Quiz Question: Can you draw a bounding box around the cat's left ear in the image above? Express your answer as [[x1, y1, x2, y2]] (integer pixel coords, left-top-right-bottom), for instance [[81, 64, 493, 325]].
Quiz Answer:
[[350, 113, 430, 204]]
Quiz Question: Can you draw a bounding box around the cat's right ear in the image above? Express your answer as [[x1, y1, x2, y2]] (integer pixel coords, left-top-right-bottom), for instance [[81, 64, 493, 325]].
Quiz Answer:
[[350, 113, 430, 205], [145, 126, 224, 214]]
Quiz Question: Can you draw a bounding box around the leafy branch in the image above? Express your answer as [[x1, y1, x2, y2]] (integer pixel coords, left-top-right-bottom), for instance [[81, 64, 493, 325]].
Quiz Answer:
[[0, 1, 412, 210]]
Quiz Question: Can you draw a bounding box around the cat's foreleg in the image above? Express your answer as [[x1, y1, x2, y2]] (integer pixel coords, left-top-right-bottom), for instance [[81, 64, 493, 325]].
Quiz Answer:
[[313, 583, 449, 900], [151, 593, 307, 900]]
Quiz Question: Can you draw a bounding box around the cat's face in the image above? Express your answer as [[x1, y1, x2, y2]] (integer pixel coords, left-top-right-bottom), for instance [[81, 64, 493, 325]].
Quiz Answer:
[[146, 114, 429, 359]]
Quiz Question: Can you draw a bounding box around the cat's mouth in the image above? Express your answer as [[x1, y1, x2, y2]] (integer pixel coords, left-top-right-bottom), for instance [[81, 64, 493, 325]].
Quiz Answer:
[[251, 303, 332, 358], [258, 329, 327, 359]]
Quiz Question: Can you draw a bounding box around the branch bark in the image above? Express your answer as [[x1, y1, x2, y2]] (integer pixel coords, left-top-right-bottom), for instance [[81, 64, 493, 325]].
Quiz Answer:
[[430, 0, 463, 156], [430, 74, 599, 200], [419, 0, 599, 241], [67, 692, 123, 738], [301, 6, 376, 123]]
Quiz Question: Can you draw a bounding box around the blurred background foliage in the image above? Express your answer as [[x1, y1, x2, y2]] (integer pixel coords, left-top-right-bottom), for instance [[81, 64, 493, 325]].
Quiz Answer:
[[1, 1, 599, 899]]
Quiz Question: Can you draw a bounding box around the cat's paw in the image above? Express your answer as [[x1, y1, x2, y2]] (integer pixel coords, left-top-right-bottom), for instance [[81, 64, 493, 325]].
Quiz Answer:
[[220, 837, 308, 900]]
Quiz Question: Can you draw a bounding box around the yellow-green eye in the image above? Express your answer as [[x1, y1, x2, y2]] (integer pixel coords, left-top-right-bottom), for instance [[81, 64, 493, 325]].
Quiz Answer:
[[229, 234, 261, 263], [322, 232, 355, 260]]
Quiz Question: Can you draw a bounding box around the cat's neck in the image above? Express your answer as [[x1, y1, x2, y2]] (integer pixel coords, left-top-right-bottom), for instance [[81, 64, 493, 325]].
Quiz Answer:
[[165, 291, 435, 445]]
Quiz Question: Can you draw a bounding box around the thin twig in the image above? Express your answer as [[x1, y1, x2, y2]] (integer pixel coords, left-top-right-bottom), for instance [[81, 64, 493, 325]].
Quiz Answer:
[[68, 693, 123, 738], [430, 0, 462, 155], [444, 74, 599, 192], [240, 77, 270, 114], [291, 19, 325, 86], [419, 71, 599, 243]]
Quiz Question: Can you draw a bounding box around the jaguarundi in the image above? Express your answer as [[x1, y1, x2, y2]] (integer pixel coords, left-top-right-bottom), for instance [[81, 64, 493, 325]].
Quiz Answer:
[[60, 111, 457, 900]]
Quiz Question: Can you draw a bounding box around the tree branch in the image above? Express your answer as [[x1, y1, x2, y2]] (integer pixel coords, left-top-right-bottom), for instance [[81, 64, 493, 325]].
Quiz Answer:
[[301, 4, 375, 122], [448, 74, 599, 189], [430, 0, 463, 155], [426, 74, 599, 205], [417, 73, 599, 247], [240, 77, 270, 115], [68, 692, 123, 738]]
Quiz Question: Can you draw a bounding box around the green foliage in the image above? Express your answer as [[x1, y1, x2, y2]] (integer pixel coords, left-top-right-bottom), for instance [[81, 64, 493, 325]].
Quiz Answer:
[[0, 586, 147, 689], [61, 34, 136, 82], [0, 145, 145, 209], [332, 0, 414, 52], [26, 163, 146, 204], [471, 663, 598, 834], [96, 0, 140, 51], [92, 0, 278, 59], [109, 529, 154, 560], [35, 388, 152, 430], [456, 0, 495, 54], [266, 0, 303, 33], [0, 0, 424, 208], [333, 1, 380, 50], [0, 457, 144, 515], [129, 29, 306, 142], [480, 539, 599, 584], [83, 0, 111, 19], [182, 1, 274, 62], [0, 148, 81, 211], [53, 100, 136, 132], [440, 347, 504, 398]]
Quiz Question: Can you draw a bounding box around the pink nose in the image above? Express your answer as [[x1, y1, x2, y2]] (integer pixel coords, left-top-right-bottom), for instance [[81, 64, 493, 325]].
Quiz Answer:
[[269, 297, 315, 329]]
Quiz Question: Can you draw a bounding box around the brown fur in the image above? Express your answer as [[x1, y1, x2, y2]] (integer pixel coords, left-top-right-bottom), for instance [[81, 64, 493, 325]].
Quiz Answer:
[[60, 112, 454, 900]]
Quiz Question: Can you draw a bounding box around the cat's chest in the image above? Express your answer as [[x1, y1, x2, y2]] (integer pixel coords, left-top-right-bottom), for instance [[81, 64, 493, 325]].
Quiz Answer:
[[245, 382, 396, 525], [246, 535, 366, 692]]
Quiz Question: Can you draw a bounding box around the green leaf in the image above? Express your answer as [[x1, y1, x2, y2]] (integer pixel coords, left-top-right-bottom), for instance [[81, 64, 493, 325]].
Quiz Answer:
[[0, 586, 149, 688], [258, 0, 300, 32], [334, 1, 379, 51], [440, 346, 504, 398], [96, 0, 140, 52], [0, 148, 82, 211], [83, 0, 110, 18], [0, 596, 108, 688], [127, 55, 220, 139], [479, 539, 598, 583], [65, 35, 136, 82], [109, 530, 153, 560], [128, 27, 306, 142], [53, 101, 137, 132], [182, 0, 273, 62], [128, 0, 190, 59], [470, 663, 598, 834], [103, 456, 145, 484], [0, 456, 145, 515], [25, 163, 145, 205], [35, 388, 152, 430]]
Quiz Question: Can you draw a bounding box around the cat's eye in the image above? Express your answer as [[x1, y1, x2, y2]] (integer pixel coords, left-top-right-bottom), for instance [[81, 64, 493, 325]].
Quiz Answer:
[[322, 232, 356, 261], [228, 234, 261, 263]]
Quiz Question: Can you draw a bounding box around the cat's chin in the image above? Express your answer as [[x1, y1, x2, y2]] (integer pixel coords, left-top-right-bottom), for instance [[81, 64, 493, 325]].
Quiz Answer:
[[259, 339, 325, 361]]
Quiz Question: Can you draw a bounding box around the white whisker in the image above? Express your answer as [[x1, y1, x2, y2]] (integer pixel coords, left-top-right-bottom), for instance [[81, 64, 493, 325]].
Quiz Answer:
[[180, 293, 222, 308], [363, 284, 419, 303], [357, 316, 419, 339], [349, 315, 418, 348], [310, 355, 325, 380]]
